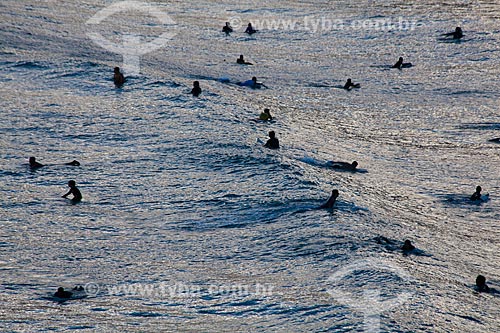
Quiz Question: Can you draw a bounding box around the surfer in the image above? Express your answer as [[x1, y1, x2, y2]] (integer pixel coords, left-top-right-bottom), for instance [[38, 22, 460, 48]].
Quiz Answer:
[[475, 275, 490, 293], [392, 57, 412, 69], [443, 27, 463, 39], [29, 157, 79, 168], [191, 81, 202, 97], [245, 23, 257, 35], [62, 180, 82, 203], [54, 287, 72, 299], [65, 160, 80, 166], [113, 67, 125, 87], [239, 76, 266, 89], [29, 157, 44, 169], [259, 108, 273, 121], [222, 22, 233, 34], [264, 131, 279, 149], [327, 161, 358, 171], [402, 240, 415, 252], [343, 78, 360, 90], [319, 189, 339, 209], [470, 186, 482, 201], [237, 55, 253, 65]]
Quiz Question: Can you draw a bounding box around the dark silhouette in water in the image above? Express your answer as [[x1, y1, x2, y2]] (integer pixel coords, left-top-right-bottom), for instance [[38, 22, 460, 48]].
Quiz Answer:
[[29, 157, 80, 168], [237, 55, 253, 65], [443, 27, 463, 39], [392, 57, 412, 69], [191, 81, 202, 97], [239, 76, 267, 89], [319, 189, 339, 209], [54, 287, 72, 298], [259, 108, 273, 121], [327, 161, 358, 171], [29, 157, 44, 169], [62, 180, 82, 203], [402, 239, 415, 252], [470, 186, 482, 201], [222, 22, 233, 34], [343, 78, 360, 90], [264, 131, 279, 149], [113, 67, 125, 87], [245, 23, 257, 35], [475, 275, 490, 293]]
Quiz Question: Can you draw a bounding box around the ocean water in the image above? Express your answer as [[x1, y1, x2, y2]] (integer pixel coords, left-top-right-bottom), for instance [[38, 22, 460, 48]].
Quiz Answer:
[[1, 0, 499, 332]]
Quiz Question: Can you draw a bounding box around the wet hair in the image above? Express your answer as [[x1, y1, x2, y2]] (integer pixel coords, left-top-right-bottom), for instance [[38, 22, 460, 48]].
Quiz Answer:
[[68, 180, 76, 187], [264, 108, 270, 114], [193, 81, 200, 87], [352, 161, 358, 168], [114, 67, 120, 73], [29, 157, 36, 163], [252, 76, 257, 81], [475, 186, 482, 193], [269, 131, 275, 138]]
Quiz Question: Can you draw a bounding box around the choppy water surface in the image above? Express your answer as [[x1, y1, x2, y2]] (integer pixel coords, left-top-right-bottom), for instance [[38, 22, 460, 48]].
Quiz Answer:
[[1, 0, 499, 332]]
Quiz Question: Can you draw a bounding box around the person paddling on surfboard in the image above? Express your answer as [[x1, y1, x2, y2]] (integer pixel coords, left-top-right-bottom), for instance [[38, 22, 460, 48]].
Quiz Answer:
[[237, 55, 253, 65], [327, 160, 358, 171], [343, 78, 360, 90], [113, 67, 125, 87], [239, 76, 267, 89], [62, 180, 82, 203], [29, 157, 44, 169], [319, 189, 339, 209], [29, 157, 80, 169]]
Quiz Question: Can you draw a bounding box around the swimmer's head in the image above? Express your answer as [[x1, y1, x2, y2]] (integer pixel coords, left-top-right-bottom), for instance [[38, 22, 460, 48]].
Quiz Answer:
[[264, 108, 270, 114], [58, 287, 64, 292], [239, 55, 244, 59], [347, 78, 352, 83], [456, 27, 462, 32], [352, 161, 358, 168], [332, 189, 339, 197], [68, 180, 76, 187], [268, 130, 275, 138], [252, 76, 257, 82], [399, 57, 403, 62], [404, 240, 412, 246], [248, 23, 252, 27], [29, 157, 36, 164], [114, 67, 120, 74], [476, 186, 482, 193], [476, 275, 486, 287], [193, 81, 200, 87]]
